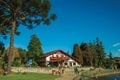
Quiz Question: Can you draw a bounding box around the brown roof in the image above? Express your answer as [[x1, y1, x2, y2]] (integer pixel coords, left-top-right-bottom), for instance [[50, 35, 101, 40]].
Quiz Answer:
[[40, 50, 80, 63]]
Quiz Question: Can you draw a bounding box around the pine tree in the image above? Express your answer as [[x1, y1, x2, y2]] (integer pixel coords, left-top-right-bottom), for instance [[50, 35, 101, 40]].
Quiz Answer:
[[80, 42, 93, 66], [27, 34, 43, 63], [89, 41, 98, 67], [96, 37, 106, 67], [106, 52, 115, 68], [0, 0, 56, 74], [108, 52, 113, 60], [72, 44, 83, 65]]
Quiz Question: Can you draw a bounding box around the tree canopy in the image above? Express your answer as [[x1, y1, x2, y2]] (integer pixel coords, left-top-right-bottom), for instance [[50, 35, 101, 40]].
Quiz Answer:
[[27, 34, 43, 63], [96, 37, 106, 67], [0, 41, 5, 57], [80, 42, 93, 66], [72, 37, 107, 67], [88, 37, 106, 67], [0, 0, 56, 74], [72, 44, 83, 64], [17, 48, 27, 64], [0, 41, 5, 69], [0, 0, 56, 37]]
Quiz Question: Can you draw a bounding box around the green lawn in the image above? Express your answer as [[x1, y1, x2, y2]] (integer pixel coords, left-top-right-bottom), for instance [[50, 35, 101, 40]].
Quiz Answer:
[[0, 73, 60, 80]]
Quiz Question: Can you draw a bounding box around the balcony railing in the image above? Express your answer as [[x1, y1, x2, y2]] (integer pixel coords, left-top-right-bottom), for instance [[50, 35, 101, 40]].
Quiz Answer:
[[50, 57, 69, 61]]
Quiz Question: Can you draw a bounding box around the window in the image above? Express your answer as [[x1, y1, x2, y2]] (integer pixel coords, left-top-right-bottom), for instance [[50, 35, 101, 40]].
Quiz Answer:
[[73, 63, 76, 65], [56, 55, 59, 58], [65, 63, 68, 65]]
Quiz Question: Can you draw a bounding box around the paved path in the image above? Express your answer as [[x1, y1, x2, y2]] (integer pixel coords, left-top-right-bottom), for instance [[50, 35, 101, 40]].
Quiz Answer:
[[55, 71, 80, 80]]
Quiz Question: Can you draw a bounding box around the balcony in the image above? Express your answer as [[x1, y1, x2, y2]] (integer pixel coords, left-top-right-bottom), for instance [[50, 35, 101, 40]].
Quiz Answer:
[[50, 57, 69, 62]]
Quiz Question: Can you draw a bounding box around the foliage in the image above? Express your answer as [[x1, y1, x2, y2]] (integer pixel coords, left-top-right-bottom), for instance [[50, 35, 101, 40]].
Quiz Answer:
[[0, 0, 56, 74], [5, 47, 23, 67], [88, 37, 106, 67], [80, 42, 93, 66], [72, 37, 106, 67], [0, 69, 4, 75], [0, 41, 5, 57], [108, 52, 113, 60], [2, 51, 8, 66], [96, 37, 106, 67], [0, 0, 56, 36], [0, 41, 5, 69], [105, 52, 115, 68], [18, 48, 27, 65], [72, 44, 83, 64], [32, 60, 38, 67], [105, 58, 114, 66], [0, 73, 59, 80], [12, 58, 21, 67], [27, 34, 43, 62], [89, 40, 98, 67], [6, 47, 20, 61]]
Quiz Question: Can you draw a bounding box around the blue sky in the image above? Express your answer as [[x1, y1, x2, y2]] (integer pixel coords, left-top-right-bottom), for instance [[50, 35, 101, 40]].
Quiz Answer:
[[1, 0, 120, 57]]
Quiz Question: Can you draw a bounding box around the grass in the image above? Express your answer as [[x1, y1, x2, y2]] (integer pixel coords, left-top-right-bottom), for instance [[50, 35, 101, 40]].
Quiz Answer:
[[0, 72, 60, 80]]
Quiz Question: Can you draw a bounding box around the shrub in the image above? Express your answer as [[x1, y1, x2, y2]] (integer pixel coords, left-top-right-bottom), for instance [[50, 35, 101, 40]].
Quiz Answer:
[[0, 69, 4, 75], [12, 58, 21, 67], [32, 61, 38, 67]]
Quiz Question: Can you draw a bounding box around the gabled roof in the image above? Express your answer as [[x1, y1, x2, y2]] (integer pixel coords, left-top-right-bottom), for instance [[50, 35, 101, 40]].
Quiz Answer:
[[40, 50, 80, 63]]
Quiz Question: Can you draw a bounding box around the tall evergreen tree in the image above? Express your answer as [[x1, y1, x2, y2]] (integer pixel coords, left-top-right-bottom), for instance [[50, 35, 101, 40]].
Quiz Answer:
[[88, 38, 106, 67], [106, 52, 115, 67], [0, 0, 56, 74], [108, 52, 113, 59], [96, 37, 106, 67], [72, 44, 83, 65], [89, 41, 98, 67], [80, 42, 93, 66], [27, 34, 43, 63]]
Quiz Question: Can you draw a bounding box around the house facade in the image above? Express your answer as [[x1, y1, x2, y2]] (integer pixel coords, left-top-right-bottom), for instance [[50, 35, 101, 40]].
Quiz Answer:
[[39, 50, 80, 67]]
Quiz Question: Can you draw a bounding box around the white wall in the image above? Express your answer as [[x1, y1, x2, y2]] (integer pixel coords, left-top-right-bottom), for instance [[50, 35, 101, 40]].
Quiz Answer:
[[46, 55, 52, 61], [45, 52, 80, 67], [46, 52, 66, 62]]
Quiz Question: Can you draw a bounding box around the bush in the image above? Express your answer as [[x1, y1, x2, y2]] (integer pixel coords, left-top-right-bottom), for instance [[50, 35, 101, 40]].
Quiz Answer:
[[32, 61, 38, 67], [12, 58, 21, 67], [0, 69, 4, 75]]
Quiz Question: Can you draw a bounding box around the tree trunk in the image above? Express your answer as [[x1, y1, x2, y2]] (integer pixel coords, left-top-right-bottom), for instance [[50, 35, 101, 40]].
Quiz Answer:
[[7, 21, 16, 74]]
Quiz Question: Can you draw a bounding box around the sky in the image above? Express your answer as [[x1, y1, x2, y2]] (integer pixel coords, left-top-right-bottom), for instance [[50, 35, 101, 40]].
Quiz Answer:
[[1, 0, 120, 57]]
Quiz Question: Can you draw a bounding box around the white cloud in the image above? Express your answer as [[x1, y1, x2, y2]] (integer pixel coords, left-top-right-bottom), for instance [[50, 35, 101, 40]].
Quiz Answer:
[[113, 43, 120, 47]]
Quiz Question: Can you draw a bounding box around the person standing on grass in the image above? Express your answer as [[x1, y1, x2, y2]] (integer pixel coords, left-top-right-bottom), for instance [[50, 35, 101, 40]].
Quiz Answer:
[[27, 59, 32, 68], [74, 67, 79, 75]]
